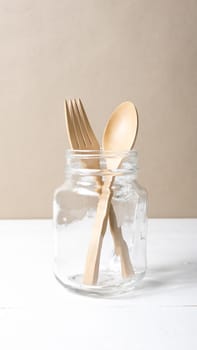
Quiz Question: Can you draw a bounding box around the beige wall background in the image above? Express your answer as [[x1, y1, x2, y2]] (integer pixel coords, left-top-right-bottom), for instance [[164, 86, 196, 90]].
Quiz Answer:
[[0, 0, 197, 218]]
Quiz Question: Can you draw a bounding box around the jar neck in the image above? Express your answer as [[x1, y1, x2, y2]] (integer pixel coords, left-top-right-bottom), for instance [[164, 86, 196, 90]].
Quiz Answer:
[[65, 150, 138, 179]]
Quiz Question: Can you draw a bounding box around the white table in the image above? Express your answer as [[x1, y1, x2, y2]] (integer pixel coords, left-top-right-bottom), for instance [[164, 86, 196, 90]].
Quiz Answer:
[[0, 219, 196, 349]]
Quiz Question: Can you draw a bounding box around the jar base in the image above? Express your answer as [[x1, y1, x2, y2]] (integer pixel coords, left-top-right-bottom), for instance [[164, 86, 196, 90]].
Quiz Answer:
[[54, 270, 145, 298]]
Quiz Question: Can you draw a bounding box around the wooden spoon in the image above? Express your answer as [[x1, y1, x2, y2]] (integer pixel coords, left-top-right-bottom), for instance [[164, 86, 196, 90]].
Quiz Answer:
[[83, 101, 138, 285]]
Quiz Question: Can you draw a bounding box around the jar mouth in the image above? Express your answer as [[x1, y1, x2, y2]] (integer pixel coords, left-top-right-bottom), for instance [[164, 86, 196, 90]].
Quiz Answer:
[[65, 149, 138, 176]]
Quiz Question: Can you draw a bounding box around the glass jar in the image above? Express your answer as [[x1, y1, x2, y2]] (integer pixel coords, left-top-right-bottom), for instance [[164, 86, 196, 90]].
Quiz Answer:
[[53, 150, 148, 297]]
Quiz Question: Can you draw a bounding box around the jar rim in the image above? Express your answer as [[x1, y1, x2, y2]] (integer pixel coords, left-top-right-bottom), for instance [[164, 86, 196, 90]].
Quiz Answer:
[[65, 149, 137, 159]]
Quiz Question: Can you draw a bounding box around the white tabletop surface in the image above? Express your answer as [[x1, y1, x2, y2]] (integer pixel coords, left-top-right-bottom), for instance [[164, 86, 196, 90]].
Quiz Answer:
[[0, 219, 196, 349]]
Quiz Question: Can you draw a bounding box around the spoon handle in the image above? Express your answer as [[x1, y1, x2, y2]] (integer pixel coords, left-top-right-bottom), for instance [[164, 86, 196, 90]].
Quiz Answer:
[[83, 176, 113, 285]]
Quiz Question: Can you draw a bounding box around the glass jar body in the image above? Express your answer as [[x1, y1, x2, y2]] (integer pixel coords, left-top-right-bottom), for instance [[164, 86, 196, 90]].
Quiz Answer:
[[53, 150, 147, 297]]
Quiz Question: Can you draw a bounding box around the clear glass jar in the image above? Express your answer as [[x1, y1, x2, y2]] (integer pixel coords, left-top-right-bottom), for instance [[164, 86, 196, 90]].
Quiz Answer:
[[53, 150, 147, 297]]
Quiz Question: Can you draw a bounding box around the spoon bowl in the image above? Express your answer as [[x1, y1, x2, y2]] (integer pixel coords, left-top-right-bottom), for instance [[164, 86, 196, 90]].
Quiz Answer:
[[102, 101, 138, 169]]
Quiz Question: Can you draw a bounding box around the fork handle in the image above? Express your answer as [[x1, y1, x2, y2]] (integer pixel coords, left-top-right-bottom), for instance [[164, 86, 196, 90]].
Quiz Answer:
[[109, 205, 134, 278], [83, 176, 134, 285]]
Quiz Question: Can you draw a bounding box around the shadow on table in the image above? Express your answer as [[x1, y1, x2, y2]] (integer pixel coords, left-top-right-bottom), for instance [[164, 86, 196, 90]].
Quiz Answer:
[[115, 259, 197, 300]]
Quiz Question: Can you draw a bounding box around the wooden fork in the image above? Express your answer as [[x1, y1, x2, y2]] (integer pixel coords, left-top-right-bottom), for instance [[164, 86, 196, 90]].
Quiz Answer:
[[65, 98, 134, 284]]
